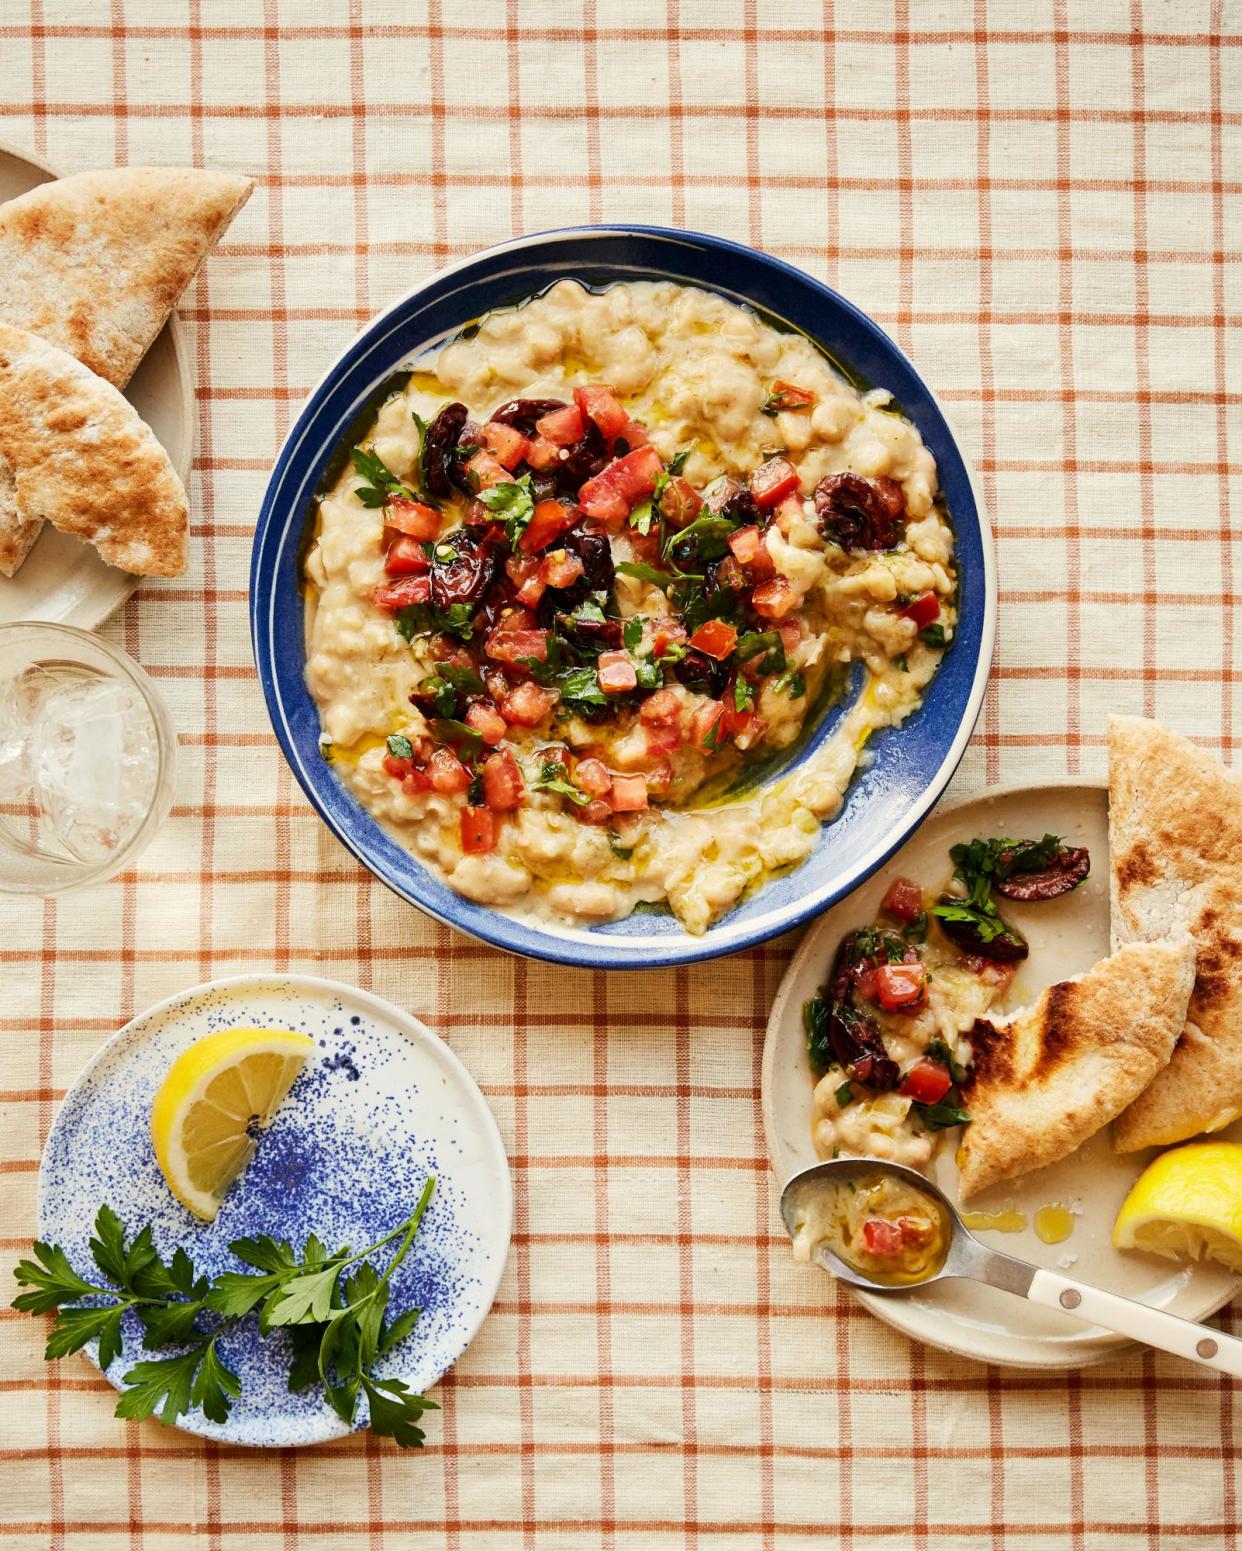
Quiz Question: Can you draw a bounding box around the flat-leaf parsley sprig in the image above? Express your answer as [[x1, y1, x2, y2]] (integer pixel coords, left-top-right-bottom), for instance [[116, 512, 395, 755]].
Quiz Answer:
[[12, 1177, 438, 1446]]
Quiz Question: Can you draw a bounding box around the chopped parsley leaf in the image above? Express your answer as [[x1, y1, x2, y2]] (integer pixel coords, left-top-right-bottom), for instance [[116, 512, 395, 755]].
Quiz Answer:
[[386, 733, 414, 760], [533, 761, 589, 806], [478, 473, 535, 547], [919, 622, 947, 648]]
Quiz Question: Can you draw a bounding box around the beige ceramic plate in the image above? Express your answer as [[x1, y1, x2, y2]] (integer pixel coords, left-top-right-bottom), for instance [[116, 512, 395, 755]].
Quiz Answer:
[[0, 141, 195, 629], [762, 778, 1242, 1368]]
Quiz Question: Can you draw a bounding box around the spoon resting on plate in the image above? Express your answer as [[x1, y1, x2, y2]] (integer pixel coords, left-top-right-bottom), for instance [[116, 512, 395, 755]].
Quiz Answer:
[[780, 1157, 1242, 1377]]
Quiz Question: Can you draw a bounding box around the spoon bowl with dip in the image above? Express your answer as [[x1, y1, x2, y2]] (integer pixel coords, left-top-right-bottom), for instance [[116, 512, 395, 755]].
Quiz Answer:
[[780, 1157, 1242, 1377]]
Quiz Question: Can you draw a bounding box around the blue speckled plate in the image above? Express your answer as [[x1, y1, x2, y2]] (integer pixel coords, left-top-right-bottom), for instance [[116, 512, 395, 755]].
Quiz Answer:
[[37, 975, 512, 1447], [251, 226, 995, 968]]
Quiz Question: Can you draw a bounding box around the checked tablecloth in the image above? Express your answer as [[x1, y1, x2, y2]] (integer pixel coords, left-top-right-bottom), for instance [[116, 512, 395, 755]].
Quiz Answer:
[[1, 1, 1240, 1546]]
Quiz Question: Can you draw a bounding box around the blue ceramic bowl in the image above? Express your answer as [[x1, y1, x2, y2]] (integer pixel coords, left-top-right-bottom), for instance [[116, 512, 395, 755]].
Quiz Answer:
[[251, 227, 995, 969]]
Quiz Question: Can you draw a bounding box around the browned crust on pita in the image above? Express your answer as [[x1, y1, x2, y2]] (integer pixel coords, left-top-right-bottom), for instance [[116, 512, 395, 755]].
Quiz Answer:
[[0, 324, 187, 576], [957, 937, 1195, 1199], [1109, 715, 1242, 1149], [0, 166, 253, 388]]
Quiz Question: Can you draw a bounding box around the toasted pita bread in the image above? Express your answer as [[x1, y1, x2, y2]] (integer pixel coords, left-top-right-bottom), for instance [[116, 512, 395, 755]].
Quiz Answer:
[[957, 937, 1195, 1198], [0, 324, 187, 576], [1109, 714, 1242, 1150], [0, 165, 251, 576]]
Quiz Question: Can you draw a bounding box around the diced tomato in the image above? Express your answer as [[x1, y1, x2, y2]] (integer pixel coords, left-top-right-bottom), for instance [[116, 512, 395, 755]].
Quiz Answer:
[[501, 680, 559, 727], [627, 527, 663, 566], [481, 421, 531, 471], [854, 967, 880, 1004], [539, 548, 585, 589], [896, 1215, 936, 1247], [384, 497, 442, 540], [714, 555, 749, 594], [482, 747, 525, 812], [644, 722, 682, 756], [659, 475, 703, 529], [900, 591, 941, 629], [573, 384, 628, 439], [524, 434, 560, 470], [373, 575, 430, 611], [465, 702, 507, 747], [881, 876, 925, 924], [464, 450, 510, 490], [493, 602, 537, 633], [874, 961, 927, 1011], [485, 627, 549, 665], [575, 798, 613, 826], [518, 499, 573, 555], [402, 767, 432, 795], [749, 455, 800, 509], [597, 650, 638, 695], [720, 701, 755, 741], [766, 380, 816, 413], [573, 758, 613, 798], [382, 754, 414, 781], [862, 1219, 904, 1258], [536, 404, 584, 446], [687, 619, 738, 660], [609, 774, 649, 812], [619, 419, 649, 447], [690, 699, 726, 750], [578, 445, 664, 525], [773, 492, 805, 535], [384, 534, 431, 576], [777, 620, 802, 655], [751, 577, 800, 620], [898, 1059, 953, 1105], [640, 689, 681, 725], [460, 806, 497, 854], [428, 747, 472, 795], [505, 552, 546, 607], [652, 620, 688, 658], [727, 525, 776, 579]]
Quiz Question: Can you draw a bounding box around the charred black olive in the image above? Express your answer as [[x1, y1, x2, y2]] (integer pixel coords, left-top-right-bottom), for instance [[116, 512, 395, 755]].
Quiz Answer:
[[933, 899, 1029, 962], [559, 522, 615, 599], [422, 402, 470, 498], [814, 472, 905, 552], [552, 609, 623, 651], [673, 647, 729, 700], [554, 419, 611, 495], [704, 476, 763, 528], [822, 930, 901, 1090], [528, 469, 560, 503], [488, 397, 567, 432], [992, 844, 1090, 902], [429, 526, 499, 611]]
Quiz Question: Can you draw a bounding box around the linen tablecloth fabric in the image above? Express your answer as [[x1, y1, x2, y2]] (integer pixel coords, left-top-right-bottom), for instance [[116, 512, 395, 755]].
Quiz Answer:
[[1, 1, 1240, 1546]]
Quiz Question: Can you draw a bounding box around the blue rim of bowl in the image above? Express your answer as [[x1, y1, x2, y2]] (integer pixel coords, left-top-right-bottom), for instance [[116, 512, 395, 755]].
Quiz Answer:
[[251, 226, 996, 969]]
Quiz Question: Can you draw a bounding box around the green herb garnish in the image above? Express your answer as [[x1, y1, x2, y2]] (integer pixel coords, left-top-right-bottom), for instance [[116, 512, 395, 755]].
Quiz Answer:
[[919, 623, 947, 648], [834, 1080, 854, 1109], [429, 718, 483, 755], [386, 734, 415, 760], [478, 474, 535, 548], [13, 1188, 438, 1446], [532, 760, 589, 806], [804, 993, 831, 1077], [911, 1099, 972, 1131], [351, 446, 420, 510], [733, 676, 755, 713], [735, 631, 786, 675]]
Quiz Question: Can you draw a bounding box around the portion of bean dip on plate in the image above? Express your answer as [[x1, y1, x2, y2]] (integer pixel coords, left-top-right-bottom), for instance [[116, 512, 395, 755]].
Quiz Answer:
[[303, 279, 959, 932]]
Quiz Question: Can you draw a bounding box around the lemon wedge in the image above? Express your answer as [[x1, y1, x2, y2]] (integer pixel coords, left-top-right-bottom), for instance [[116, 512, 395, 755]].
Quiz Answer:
[[1113, 1141, 1242, 1273], [150, 1027, 315, 1221]]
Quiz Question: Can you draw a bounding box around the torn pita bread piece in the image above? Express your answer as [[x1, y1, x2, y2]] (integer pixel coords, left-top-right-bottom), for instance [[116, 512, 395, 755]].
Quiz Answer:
[[0, 164, 251, 576], [956, 937, 1195, 1199], [0, 324, 187, 577], [0, 165, 252, 388], [1109, 714, 1242, 1151]]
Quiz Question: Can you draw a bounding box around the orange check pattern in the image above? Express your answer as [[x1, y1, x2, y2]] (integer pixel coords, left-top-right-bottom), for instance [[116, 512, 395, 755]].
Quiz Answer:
[[1, 1, 1240, 1545]]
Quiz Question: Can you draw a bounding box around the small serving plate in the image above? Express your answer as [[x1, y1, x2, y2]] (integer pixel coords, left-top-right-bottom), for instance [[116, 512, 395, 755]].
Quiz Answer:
[[762, 779, 1242, 1368], [37, 975, 512, 1445], [0, 140, 195, 629]]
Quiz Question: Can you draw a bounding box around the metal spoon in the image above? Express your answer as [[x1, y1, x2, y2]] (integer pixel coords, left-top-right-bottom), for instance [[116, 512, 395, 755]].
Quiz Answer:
[[780, 1157, 1242, 1377]]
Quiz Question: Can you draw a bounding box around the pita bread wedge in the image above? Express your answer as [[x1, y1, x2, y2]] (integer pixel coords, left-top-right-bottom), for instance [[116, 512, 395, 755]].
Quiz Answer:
[[957, 937, 1195, 1199], [0, 165, 250, 576], [1109, 714, 1242, 1150], [0, 324, 187, 576]]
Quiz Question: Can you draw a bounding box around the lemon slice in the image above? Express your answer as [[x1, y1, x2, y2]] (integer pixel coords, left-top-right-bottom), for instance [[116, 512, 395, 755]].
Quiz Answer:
[[150, 1027, 315, 1221], [1113, 1141, 1242, 1273]]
